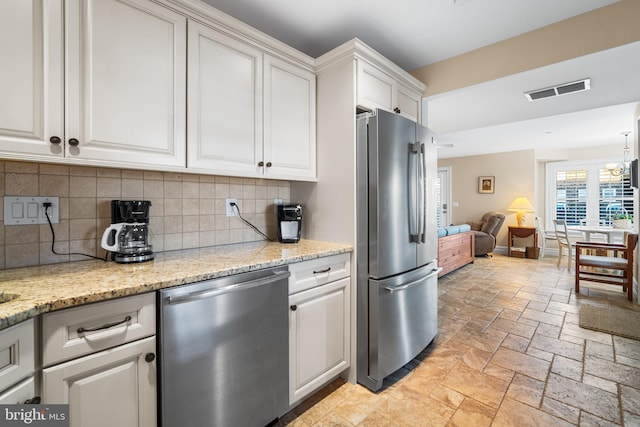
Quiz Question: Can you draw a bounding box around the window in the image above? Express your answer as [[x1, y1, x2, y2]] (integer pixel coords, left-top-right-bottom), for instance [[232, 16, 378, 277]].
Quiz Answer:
[[547, 160, 633, 227]]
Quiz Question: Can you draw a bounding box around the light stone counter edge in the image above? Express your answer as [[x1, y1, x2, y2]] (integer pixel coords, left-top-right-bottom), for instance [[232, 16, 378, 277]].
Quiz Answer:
[[0, 239, 353, 330]]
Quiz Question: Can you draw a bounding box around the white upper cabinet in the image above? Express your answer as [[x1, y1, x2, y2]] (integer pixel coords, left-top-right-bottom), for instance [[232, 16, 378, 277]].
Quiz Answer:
[[66, 0, 187, 168], [0, 0, 64, 158], [187, 22, 263, 175], [187, 22, 316, 181], [396, 82, 422, 123], [263, 54, 316, 180], [356, 60, 395, 114], [356, 56, 424, 123], [0, 0, 315, 178], [0, 0, 187, 169]]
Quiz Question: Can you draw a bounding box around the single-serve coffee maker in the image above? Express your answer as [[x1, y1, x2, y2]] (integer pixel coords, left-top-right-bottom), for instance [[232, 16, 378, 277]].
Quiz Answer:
[[101, 200, 154, 263], [277, 204, 302, 243]]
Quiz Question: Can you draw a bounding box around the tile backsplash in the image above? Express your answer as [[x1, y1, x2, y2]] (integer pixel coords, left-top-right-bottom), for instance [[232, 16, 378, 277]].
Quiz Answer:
[[0, 161, 290, 269]]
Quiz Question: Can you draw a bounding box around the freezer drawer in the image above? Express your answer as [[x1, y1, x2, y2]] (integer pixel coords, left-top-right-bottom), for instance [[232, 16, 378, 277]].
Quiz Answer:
[[362, 264, 439, 391]]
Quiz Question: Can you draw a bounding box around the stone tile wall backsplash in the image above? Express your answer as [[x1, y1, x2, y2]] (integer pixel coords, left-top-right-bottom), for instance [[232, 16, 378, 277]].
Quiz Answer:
[[0, 161, 290, 269]]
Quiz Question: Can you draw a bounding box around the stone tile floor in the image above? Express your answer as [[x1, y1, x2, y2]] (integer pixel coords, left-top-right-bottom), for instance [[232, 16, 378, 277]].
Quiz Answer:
[[278, 254, 640, 426]]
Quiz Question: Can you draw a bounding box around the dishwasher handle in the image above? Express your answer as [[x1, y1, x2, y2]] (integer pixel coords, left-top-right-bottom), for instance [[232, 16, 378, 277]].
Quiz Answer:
[[166, 270, 291, 304]]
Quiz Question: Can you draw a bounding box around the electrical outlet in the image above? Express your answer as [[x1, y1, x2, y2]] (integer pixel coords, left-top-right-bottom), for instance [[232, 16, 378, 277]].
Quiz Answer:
[[225, 198, 237, 217], [4, 196, 60, 225]]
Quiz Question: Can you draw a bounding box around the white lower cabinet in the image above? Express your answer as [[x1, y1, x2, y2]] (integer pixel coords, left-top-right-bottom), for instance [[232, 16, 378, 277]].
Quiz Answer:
[[0, 377, 36, 404], [42, 337, 156, 427], [41, 293, 156, 427], [0, 319, 36, 404], [288, 254, 351, 405]]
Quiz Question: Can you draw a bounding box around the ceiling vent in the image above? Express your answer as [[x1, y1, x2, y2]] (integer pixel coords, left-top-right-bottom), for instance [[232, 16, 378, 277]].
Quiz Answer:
[[525, 78, 591, 102]]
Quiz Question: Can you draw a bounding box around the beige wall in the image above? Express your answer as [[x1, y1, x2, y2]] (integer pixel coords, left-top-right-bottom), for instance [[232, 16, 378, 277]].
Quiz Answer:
[[411, 0, 640, 96], [438, 150, 536, 247], [0, 161, 289, 269], [439, 145, 632, 249]]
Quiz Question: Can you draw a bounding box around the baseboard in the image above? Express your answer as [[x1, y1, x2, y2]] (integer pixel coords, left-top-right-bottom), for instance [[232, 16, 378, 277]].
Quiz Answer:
[[494, 246, 560, 257]]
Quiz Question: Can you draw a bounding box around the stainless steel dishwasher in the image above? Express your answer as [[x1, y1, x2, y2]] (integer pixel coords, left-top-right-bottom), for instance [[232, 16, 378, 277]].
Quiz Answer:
[[158, 266, 290, 427]]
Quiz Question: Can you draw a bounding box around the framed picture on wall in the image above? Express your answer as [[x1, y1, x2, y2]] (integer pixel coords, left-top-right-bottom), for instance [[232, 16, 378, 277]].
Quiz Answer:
[[478, 176, 495, 194]]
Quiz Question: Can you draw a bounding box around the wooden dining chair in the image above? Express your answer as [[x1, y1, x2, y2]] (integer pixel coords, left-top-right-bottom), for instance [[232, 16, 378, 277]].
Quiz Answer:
[[574, 232, 638, 301], [553, 219, 576, 271]]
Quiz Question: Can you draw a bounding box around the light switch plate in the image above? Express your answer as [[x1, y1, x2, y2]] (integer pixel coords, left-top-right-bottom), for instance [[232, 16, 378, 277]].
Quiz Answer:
[[4, 196, 59, 225]]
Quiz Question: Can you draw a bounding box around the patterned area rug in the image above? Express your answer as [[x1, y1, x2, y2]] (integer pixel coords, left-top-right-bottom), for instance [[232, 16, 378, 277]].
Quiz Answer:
[[579, 304, 640, 340]]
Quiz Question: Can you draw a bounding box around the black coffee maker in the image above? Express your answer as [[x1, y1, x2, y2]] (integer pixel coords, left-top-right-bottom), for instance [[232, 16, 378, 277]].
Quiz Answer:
[[277, 204, 302, 243], [100, 200, 154, 263]]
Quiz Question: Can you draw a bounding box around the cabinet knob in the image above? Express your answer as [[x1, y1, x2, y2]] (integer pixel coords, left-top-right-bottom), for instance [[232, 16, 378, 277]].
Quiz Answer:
[[290, 305, 297, 311], [49, 136, 62, 145], [145, 353, 156, 363], [266, 162, 272, 168], [258, 161, 264, 167], [68, 138, 80, 147]]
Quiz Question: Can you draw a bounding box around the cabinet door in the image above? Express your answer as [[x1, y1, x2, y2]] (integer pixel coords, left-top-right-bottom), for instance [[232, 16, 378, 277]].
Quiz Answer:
[[0, 0, 64, 158], [65, 0, 186, 168], [263, 55, 316, 180], [289, 278, 350, 405], [187, 21, 263, 176], [397, 82, 422, 123], [0, 378, 35, 405], [0, 320, 35, 393], [43, 336, 156, 427], [356, 59, 395, 113]]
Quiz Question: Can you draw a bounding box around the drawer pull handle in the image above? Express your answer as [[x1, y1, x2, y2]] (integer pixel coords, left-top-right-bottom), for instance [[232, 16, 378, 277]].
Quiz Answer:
[[313, 267, 331, 274], [77, 315, 132, 334]]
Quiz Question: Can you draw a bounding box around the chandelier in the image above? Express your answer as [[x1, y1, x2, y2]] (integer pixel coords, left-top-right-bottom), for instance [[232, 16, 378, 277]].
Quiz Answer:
[[606, 131, 631, 176]]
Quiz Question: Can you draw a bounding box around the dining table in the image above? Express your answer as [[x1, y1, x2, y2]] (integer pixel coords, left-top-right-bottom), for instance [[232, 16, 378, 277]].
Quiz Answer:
[[567, 225, 635, 243]]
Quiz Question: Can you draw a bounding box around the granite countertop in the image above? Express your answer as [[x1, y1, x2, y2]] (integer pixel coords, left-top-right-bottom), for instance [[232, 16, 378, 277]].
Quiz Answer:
[[0, 239, 353, 330]]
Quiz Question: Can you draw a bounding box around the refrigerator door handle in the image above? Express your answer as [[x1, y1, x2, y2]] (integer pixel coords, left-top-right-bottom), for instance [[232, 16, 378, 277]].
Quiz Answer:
[[381, 268, 442, 293], [418, 142, 427, 243], [409, 142, 421, 242]]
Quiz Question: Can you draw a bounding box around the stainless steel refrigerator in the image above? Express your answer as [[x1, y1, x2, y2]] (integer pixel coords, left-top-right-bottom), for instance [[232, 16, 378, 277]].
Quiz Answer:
[[356, 109, 440, 392]]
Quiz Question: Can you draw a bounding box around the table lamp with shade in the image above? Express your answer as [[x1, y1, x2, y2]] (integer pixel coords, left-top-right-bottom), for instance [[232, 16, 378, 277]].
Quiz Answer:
[[508, 197, 535, 227]]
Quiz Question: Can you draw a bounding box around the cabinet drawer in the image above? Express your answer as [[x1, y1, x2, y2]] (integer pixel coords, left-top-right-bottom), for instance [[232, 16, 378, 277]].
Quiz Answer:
[[288, 253, 350, 295], [0, 319, 34, 392], [42, 293, 155, 367]]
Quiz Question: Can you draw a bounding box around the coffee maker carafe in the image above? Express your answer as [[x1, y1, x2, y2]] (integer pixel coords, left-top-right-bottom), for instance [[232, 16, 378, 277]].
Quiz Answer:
[[101, 200, 154, 263]]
